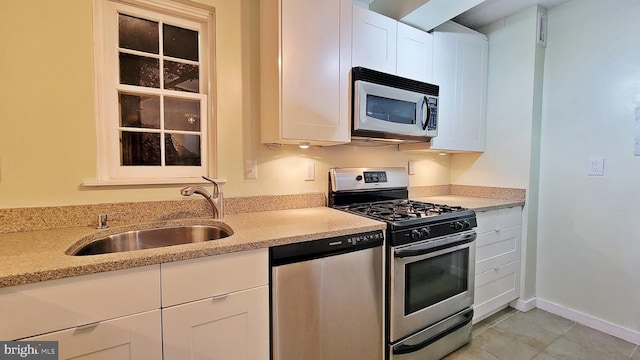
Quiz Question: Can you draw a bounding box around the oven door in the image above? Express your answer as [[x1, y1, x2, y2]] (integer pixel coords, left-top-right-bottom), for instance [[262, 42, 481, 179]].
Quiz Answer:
[[353, 80, 438, 139], [389, 230, 476, 342]]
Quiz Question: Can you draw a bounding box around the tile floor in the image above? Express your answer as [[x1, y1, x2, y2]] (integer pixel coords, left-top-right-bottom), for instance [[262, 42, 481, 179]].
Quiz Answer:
[[444, 308, 639, 360]]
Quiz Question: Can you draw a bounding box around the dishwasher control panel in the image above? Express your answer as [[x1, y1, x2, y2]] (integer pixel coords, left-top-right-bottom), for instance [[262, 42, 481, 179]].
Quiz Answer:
[[270, 230, 384, 266]]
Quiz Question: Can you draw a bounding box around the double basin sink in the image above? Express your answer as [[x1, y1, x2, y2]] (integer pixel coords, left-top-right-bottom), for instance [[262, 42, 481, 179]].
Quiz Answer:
[[68, 224, 233, 256]]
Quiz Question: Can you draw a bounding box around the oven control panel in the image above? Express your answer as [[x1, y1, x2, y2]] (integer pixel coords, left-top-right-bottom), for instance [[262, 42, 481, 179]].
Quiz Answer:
[[391, 216, 477, 246], [363, 171, 388, 183], [330, 167, 408, 192]]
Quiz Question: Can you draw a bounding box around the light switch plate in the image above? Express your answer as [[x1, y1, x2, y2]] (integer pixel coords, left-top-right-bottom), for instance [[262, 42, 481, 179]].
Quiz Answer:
[[304, 161, 315, 181], [244, 160, 257, 179], [588, 157, 604, 176], [408, 160, 415, 175]]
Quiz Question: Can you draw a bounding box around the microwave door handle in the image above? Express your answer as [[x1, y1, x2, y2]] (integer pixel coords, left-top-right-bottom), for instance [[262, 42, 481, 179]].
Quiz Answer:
[[421, 96, 429, 131]]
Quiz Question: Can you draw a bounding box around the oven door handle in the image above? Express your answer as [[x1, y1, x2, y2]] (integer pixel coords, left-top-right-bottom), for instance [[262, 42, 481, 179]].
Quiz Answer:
[[394, 232, 476, 258], [392, 309, 474, 355]]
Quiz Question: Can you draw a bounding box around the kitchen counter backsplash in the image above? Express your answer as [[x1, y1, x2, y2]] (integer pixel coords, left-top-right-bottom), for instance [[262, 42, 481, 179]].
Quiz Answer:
[[409, 185, 526, 202], [1, 186, 525, 234], [0, 193, 326, 234]]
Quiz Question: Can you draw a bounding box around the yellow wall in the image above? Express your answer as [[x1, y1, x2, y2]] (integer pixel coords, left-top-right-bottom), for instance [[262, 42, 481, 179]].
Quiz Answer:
[[0, 0, 450, 209]]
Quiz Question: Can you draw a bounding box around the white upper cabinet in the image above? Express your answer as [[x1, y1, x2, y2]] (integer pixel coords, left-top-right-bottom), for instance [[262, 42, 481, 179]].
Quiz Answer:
[[431, 28, 488, 152], [352, 5, 433, 83], [260, 0, 352, 146], [400, 22, 488, 153], [352, 4, 397, 75], [396, 22, 434, 83]]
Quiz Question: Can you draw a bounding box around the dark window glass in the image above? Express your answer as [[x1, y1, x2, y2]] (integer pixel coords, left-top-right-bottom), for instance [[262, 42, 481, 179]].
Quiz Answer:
[[405, 248, 469, 315], [118, 14, 159, 54], [164, 60, 199, 92], [165, 134, 201, 166], [163, 24, 199, 61], [164, 97, 200, 131], [119, 93, 160, 129], [366, 95, 416, 124], [119, 53, 160, 88], [120, 132, 161, 166]]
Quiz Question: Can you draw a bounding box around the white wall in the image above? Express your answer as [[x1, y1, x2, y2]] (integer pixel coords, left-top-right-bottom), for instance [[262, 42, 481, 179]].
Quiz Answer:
[[451, 5, 545, 299], [0, 0, 450, 209], [538, 0, 640, 335]]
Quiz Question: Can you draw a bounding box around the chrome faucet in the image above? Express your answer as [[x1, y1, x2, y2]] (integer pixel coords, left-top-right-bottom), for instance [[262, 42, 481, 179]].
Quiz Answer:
[[181, 176, 224, 219]]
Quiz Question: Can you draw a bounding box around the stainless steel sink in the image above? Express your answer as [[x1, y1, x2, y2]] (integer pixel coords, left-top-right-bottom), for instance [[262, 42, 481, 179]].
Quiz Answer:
[[69, 225, 233, 256]]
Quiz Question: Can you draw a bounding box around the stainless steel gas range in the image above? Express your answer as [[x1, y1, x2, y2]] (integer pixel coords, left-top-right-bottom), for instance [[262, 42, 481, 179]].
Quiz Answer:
[[329, 167, 477, 360]]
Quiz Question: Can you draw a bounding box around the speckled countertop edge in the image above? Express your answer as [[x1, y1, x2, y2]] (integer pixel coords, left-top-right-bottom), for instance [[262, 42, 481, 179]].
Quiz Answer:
[[412, 195, 525, 212], [0, 187, 525, 288], [0, 208, 386, 288]]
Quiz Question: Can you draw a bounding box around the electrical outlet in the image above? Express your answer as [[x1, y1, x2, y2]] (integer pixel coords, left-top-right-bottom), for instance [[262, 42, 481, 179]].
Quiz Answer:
[[588, 157, 604, 176], [304, 161, 315, 181], [244, 160, 258, 179]]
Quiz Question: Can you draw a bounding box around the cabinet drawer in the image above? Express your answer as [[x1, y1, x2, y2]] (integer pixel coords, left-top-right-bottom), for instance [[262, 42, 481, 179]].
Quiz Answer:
[[475, 225, 521, 274], [475, 206, 522, 234], [0, 265, 160, 340], [161, 248, 268, 307], [26, 309, 162, 360], [163, 286, 269, 360], [473, 260, 520, 322], [475, 210, 497, 234], [497, 206, 522, 228]]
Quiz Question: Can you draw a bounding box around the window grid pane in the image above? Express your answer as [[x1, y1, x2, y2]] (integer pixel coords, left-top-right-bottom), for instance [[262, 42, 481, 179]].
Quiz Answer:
[[117, 11, 203, 170]]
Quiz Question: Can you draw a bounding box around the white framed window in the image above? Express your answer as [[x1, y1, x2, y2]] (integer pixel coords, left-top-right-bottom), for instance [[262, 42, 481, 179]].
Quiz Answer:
[[93, 0, 215, 182]]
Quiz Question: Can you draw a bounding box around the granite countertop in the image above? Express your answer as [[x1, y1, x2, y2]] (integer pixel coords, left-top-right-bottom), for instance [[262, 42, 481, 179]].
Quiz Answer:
[[412, 195, 525, 212], [0, 207, 386, 288]]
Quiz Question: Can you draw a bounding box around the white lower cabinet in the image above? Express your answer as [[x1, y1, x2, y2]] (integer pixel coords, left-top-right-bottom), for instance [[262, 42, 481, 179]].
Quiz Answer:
[[162, 286, 269, 360], [473, 206, 523, 323], [161, 248, 270, 360], [26, 310, 162, 360], [0, 249, 270, 360]]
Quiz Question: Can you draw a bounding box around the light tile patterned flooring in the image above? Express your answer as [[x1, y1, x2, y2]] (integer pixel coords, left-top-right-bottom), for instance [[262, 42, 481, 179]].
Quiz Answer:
[[445, 308, 639, 360]]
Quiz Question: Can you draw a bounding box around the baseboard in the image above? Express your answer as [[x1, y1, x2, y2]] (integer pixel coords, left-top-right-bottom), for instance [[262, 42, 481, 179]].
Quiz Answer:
[[536, 298, 640, 346], [509, 297, 537, 312]]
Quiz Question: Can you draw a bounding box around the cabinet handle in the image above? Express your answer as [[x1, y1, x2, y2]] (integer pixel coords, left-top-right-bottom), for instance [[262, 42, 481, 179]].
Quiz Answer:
[[212, 293, 230, 301], [76, 321, 101, 331]]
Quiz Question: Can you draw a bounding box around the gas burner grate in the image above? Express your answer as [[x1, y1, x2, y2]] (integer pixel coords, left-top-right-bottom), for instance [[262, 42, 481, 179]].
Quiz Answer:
[[340, 200, 466, 223]]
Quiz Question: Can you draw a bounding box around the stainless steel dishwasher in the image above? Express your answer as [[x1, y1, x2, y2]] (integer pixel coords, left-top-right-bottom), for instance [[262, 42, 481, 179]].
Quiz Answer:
[[270, 230, 384, 360]]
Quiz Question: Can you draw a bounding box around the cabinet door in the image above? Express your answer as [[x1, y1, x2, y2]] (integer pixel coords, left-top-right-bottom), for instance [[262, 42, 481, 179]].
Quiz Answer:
[[163, 286, 269, 360], [280, 0, 350, 144], [431, 31, 488, 152], [26, 310, 161, 360], [474, 260, 520, 323], [352, 4, 397, 74], [396, 22, 433, 83]]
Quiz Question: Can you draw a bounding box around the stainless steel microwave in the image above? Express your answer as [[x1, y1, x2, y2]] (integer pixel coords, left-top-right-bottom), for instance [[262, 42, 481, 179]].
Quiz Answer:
[[352, 67, 439, 143]]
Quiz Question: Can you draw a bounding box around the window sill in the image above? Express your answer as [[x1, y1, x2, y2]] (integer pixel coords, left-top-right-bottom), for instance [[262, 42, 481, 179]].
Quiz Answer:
[[81, 178, 227, 188]]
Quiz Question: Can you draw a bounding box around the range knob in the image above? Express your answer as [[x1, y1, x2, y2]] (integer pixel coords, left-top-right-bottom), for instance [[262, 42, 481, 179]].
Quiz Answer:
[[462, 220, 471, 229], [419, 227, 431, 237], [411, 229, 422, 240], [452, 221, 464, 230], [356, 175, 363, 181]]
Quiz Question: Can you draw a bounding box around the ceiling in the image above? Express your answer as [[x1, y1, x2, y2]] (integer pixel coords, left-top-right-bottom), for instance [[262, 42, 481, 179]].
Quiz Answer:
[[452, 0, 569, 29], [368, 0, 570, 31]]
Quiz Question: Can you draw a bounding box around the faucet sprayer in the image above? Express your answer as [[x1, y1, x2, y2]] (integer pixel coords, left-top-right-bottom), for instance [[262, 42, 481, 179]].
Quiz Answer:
[[180, 176, 224, 219]]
